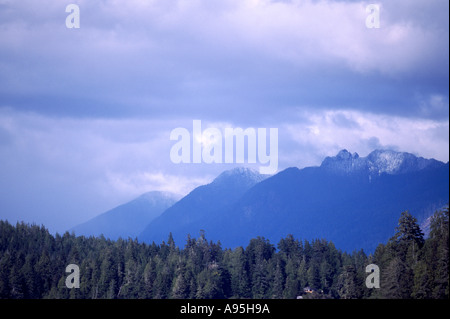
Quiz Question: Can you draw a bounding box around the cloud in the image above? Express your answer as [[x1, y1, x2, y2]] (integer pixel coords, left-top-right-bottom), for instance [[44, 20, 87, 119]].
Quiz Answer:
[[283, 108, 449, 168], [0, 0, 447, 120], [105, 171, 213, 198], [0, 108, 187, 230]]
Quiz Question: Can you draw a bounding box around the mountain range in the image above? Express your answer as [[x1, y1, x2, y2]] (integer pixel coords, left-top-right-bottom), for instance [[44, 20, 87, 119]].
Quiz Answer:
[[72, 150, 449, 252]]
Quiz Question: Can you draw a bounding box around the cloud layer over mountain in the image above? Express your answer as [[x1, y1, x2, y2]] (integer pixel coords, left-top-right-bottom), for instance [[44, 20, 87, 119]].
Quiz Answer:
[[0, 0, 448, 232]]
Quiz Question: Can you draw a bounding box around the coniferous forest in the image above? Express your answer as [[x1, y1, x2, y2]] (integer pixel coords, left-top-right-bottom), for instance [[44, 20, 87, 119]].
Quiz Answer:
[[0, 208, 448, 299]]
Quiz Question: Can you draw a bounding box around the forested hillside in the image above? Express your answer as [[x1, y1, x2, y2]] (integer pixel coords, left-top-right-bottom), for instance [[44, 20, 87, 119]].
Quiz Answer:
[[0, 207, 448, 299]]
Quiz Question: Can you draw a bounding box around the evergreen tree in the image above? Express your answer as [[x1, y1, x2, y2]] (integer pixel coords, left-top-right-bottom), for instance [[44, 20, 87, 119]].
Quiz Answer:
[[228, 247, 250, 298], [284, 259, 300, 299], [411, 260, 432, 299], [0, 252, 12, 298], [171, 273, 189, 299], [337, 265, 362, 299], [381, 256, 412, 299], [380, 211, 425, 298], [246, 237, 273, 298], [392, 210, 424, 264], [142, 259, 157, 298], [271, 258, 285, 298], [429, 207, 449, 298], [306, 263, 320, 291]]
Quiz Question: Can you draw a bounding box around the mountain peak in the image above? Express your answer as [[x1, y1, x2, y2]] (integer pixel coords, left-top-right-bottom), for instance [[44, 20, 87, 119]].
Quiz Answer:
[[336, 149, 359, 160], [212, 167, 266, 187], [320, 149, 364, 173], [321, 149, 443, 175]]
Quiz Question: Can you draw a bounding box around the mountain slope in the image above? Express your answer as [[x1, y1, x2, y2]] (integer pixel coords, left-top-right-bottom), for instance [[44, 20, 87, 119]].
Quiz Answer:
[[71, 191, 179, 240], [138, 168, 266, 245]]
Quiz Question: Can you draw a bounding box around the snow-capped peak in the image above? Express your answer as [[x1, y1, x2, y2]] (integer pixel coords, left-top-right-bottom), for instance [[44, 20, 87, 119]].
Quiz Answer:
[[321, 149, 442, 175], [213, 167, 266, 186]]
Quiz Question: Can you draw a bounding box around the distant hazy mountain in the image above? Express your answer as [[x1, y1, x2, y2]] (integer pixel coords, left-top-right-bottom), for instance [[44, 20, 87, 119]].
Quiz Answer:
[[138, 167, 266, 245], [71, 191, 179, 240], [138, 150, 449, 252]]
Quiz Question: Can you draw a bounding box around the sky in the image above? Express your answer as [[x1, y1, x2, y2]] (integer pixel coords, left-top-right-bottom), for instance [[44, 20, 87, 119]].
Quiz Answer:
[[0, 0, 449, 233]]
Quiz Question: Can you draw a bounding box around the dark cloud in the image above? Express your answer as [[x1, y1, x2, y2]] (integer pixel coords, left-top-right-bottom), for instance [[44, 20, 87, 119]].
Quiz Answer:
[[0, 0, 448, 121]]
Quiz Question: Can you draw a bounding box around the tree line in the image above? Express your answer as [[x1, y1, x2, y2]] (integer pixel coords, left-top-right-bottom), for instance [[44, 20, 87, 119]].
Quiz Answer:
[[0, 207, 448, 299]]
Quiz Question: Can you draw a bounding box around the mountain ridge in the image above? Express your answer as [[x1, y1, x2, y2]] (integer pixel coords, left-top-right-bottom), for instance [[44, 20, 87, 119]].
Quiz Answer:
[[320, 149, 445, 175]]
